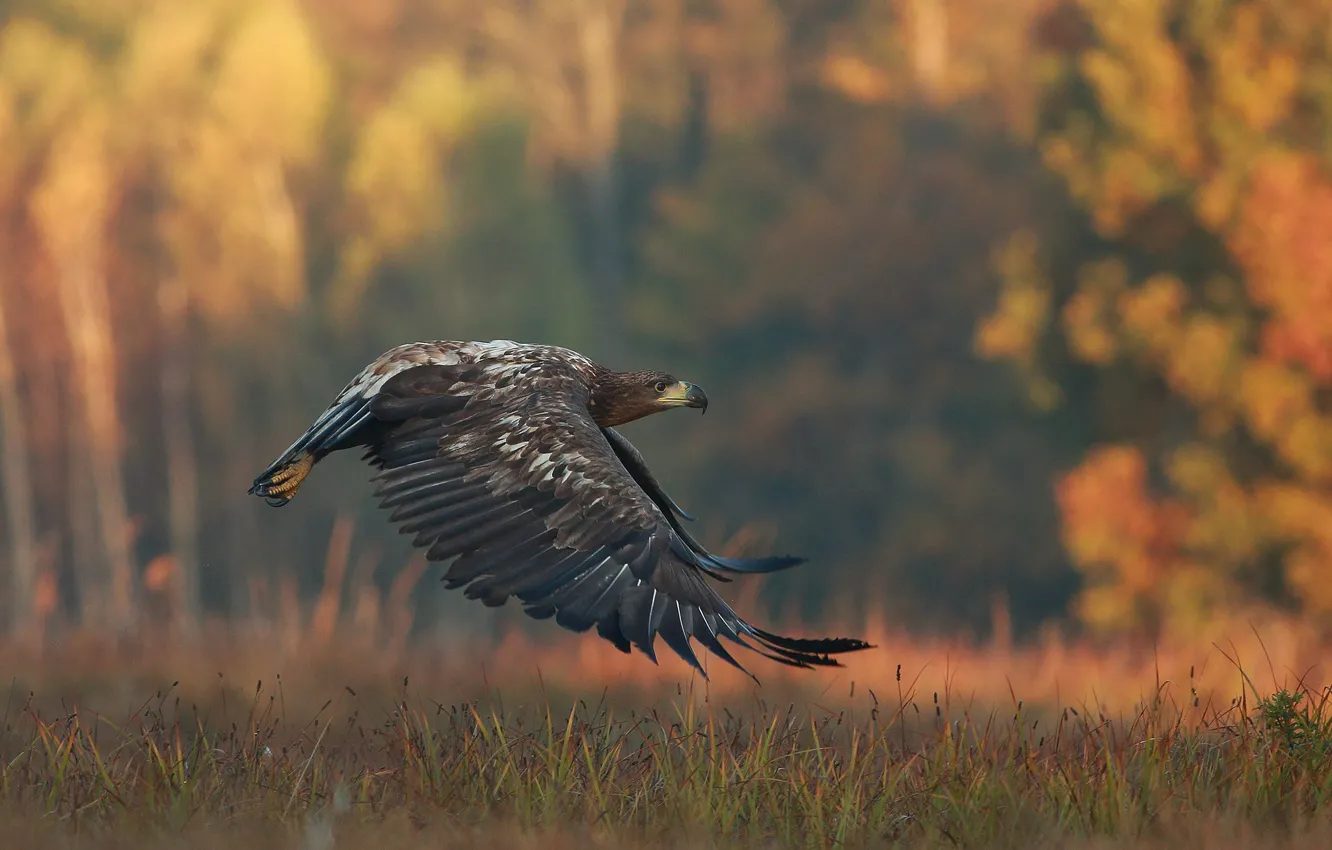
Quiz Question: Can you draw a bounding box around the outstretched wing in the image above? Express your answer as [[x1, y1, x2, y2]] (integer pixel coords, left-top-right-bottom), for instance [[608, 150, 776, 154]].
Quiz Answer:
[[362, 357, 869, 678]]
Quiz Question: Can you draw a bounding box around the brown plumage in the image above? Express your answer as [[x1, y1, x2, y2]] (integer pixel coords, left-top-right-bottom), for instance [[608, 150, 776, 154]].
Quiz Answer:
[[249, 340, 872, 678]]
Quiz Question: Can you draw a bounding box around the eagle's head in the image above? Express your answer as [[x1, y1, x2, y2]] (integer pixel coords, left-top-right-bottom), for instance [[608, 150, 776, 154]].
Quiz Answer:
[[588, 369, 709, 427]]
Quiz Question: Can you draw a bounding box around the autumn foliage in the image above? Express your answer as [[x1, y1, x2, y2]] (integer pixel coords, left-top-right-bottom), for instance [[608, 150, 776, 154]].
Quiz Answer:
[[982, 0, 1332, 636]]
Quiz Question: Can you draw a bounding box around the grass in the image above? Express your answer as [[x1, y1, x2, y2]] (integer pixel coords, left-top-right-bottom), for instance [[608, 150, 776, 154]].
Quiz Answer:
[[8, 562, 1332, 849], [6, 639, 1332, 849]]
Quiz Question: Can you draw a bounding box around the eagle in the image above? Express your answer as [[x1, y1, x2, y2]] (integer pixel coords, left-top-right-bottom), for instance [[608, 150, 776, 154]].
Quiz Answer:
[[249, 340, 871, 678]]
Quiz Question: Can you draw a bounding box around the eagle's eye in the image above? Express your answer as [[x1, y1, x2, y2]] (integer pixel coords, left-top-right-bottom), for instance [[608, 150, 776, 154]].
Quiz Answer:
[[653, 380, 669, 393]]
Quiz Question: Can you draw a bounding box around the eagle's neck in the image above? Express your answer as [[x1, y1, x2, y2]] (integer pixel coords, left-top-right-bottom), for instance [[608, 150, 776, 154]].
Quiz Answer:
[[586, 368, 654, 428]]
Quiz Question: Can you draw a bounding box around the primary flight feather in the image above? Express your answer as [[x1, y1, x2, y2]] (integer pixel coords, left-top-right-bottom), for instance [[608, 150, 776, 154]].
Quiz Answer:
[[249, 340, 872, 678]]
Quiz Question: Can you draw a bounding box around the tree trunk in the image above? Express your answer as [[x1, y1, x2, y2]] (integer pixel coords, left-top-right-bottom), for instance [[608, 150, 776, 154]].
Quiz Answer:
[[67, 392, 99, 626], [578, 0, 625, 362], [229, 406, 262, 624], [33, 115, 136, 633], [56, 247, 136, 632], [0, 272, 37, 637], [159, 272, 201, 639]]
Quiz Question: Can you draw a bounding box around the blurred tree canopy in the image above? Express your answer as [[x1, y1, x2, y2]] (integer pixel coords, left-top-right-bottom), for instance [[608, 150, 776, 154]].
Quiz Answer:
[[980, 0, 1332, 638], [3, 0, 1326, 646]]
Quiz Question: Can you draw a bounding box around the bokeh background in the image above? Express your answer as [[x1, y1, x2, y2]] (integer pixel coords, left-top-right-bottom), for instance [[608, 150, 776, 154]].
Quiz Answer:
[[0, 0, 1330, 682]]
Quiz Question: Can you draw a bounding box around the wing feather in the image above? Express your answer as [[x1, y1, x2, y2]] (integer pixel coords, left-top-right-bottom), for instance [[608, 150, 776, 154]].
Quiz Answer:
[[658, 602, 704, 674], [442, 526, 561, 588]]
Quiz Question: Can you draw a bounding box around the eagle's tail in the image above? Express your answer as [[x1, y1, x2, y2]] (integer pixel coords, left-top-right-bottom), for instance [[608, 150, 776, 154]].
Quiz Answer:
[[249, 396, 374, 507]]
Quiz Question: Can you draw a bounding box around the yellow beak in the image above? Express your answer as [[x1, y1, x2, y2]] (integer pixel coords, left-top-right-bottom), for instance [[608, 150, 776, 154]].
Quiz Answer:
[[659, 381, 709, 412]]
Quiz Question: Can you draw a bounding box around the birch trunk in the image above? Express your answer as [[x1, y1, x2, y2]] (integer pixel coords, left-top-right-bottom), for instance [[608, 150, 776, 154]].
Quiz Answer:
[[32, 113, 136, 632], [57, 238, 135, 631]]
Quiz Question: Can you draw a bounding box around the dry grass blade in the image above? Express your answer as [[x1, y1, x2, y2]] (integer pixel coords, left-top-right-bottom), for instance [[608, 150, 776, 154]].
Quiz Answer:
[[0, 659, 1330, 849]]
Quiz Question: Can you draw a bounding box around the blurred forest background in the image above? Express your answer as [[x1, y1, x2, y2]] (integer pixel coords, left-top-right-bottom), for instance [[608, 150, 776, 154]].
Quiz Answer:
[[0, 0, 1330, 652]]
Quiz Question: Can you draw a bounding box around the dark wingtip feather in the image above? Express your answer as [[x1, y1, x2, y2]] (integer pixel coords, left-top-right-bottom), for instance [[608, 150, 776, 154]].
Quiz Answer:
[[657, 602, 707, 678], [747, 626, 876, 668], [596, 611, 633, 655], [751, 628, 876, 654]]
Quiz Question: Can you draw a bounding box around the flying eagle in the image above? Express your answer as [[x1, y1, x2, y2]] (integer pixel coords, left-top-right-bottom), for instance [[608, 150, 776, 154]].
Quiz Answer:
[[249, 340, 871, 677]]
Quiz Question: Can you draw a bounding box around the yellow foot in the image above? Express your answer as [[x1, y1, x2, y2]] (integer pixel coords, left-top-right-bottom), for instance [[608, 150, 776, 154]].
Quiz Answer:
[[261, 453, 315, 503]]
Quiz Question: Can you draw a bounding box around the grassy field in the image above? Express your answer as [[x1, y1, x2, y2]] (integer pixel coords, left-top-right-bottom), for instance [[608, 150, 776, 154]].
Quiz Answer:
[[4, 610, 1332, 849]]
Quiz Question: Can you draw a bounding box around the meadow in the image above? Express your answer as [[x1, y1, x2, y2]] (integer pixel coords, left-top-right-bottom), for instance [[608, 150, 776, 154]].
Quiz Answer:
[[5, 599, 1332, 850], [5, 1, 1332, 847]]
